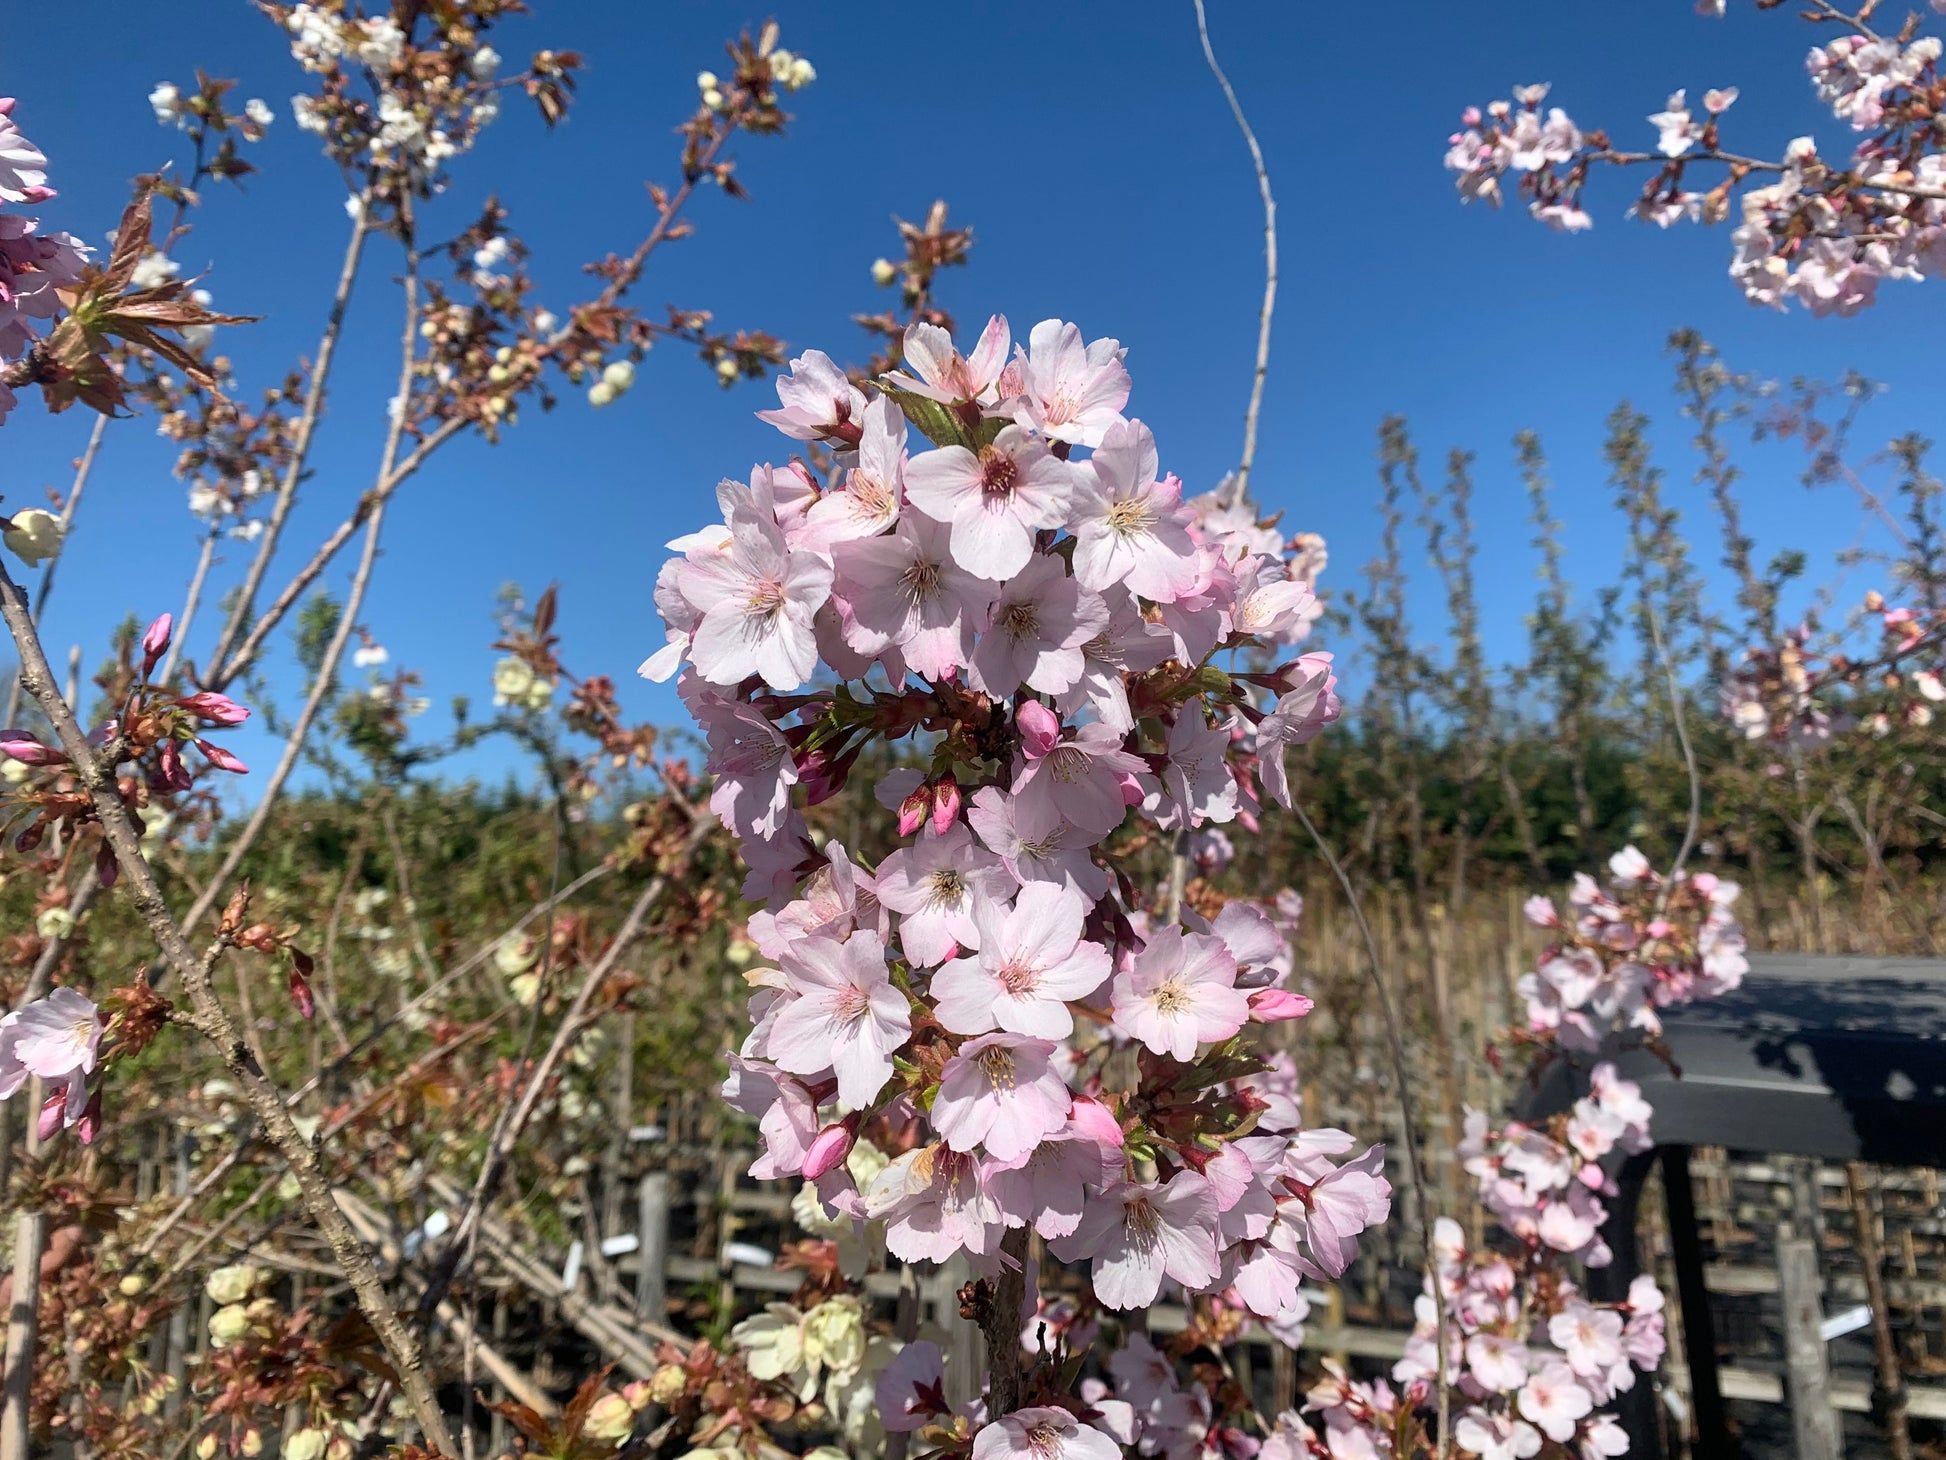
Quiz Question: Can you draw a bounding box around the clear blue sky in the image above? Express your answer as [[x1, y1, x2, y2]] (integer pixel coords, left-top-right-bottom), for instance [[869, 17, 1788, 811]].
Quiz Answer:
[[5, 1, 1937, 788]]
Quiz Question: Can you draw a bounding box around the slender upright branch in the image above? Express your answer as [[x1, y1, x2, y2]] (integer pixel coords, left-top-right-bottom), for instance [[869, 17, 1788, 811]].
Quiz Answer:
[[1192, 0, 1278, 505], [1290, 798, 1451, 1457], [157, 528, 219, 687], [0, 557, 457, 1456], [3, 413, 108, 727], [184, 229, 424, 935], [204, 199, 373, 682]]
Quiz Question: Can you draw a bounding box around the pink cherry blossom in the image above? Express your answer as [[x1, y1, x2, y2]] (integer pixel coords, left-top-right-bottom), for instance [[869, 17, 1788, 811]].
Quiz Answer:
[[1012, 720, 1147, 838], [1253, 652, 1341, 809], [973, 1407, 1121, 1460], [967, 785, 1110, 900], [985, 1129, 1117, 1240], [1069, 419, 1198, 602], [1229, 556, 1319, 643], [874, 823, 1012, 967], [1453, 1410, 1542, 1460], [968, 552, 1108, 697], [1009, 318, 1130, 449], [0, 104, 52, 204], [1466, 1334, 1531, 1392], [904, 425, 1080, 581], [720, 1055, 819, 1181], [1110, 927, 1248, 1061], [1298, 1144, 1392, 1277], [876, 1340, 948, 1433], [1549, 1299, 1625, 1378], [801, 394, 906, 548], [1160, 708, 1238, 826], [1517, 1361, 1594, 1443], [866, 1143, 1007, 1265], [682, 678, 797, 842], [931, 880, 1110, 1039], [680, 504, 831, 690], [756, 348, 866, 441], [1051, 1171, 1220, 1310], [831, 511, 994, 679], [1057, 588, 1172, 733], [0, 987, 101, 1098], [765, 929, 910, 1109], [883, 315, 1010, 405], [931, 1033, 1072, 1162]]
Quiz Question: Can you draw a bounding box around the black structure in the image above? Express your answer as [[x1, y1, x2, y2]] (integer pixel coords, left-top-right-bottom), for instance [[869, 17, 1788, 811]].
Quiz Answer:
[[1517, 953, 1946, 1457]]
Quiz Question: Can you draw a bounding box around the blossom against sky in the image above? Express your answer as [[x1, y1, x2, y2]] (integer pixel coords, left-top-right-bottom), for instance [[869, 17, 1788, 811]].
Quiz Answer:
[[5, 1, 1937, 786]]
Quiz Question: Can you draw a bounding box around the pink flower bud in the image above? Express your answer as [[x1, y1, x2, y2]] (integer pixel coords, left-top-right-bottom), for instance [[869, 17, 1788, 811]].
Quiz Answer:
[[1016, 700, 1060, 759], [930, 774, 960, 835], [175, 692, 249, 727], [1068, 1093, 1124, 1149], [150, 738, 189, 792], [76, 1088, 102, 1146], [1247, 988, 1314, 1023], [141, 613, 173, 675], [802, 1117, 857, 1179], [37, 1090, 67, 1143], [0, 733, 64, 766], [1462, 105, 1482, 126], [194, 739, 248, 775], [95, 842, 118, 892], [897, 783, 931, 838], [289, 967, 315, 1021]]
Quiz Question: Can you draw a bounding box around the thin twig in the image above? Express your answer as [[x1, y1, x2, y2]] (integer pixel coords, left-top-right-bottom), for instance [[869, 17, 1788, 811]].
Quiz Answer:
[[157, 529, 220, 687], [1290, 798, 1451, 1457], [1192, 0, 1277, 505], [3, 413, 108, 727], [1645, 600, 1703, 906], [418, 811, 709, 1326], [204, 199, 373, 682], [0, 558, 456, 1456], [182, 225, 427, 936]]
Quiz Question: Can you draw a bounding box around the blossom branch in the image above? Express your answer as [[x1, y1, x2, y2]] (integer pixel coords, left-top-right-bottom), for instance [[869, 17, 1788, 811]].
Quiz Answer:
[[203, 191, 374, 683], [0, 555, 458, 1457]]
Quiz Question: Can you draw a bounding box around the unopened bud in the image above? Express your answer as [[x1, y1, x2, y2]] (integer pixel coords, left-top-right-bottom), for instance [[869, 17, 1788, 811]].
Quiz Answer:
[[208, 1303, 253, 1346], [648, 1363, 687, 1406], [870, 257, 897, 287], [802, 1116, 858, 1180], [584, 1392, 636, 1444], [930, 773, 961, 835], [0, 734, 65, 767], [1246, 988, 1314, 1023], [141, 613, 174, 675]]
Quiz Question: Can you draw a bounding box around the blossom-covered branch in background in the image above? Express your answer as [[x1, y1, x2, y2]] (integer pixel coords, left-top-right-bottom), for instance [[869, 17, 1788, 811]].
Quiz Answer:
[[1443, 0, 1946, 315]]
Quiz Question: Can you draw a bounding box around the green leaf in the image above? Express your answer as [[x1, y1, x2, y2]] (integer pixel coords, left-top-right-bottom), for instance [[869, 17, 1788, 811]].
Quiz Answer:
[[879, 383, 973, 449]]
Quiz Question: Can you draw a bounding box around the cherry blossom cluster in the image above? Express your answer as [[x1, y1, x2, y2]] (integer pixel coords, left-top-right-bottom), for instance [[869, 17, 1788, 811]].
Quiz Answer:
[[647, 311, 1384, 1442], [270, 1, 575, 201], [1, 614, 251, 882], [1258, 849, 1741, 1458], [1721, 593, 1945, 748], [1395, 1221, 1661, 1460], [1514, 846, 1748, 1055], [1442, 3, 1946, 314], [0, 98, 93, 427]]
